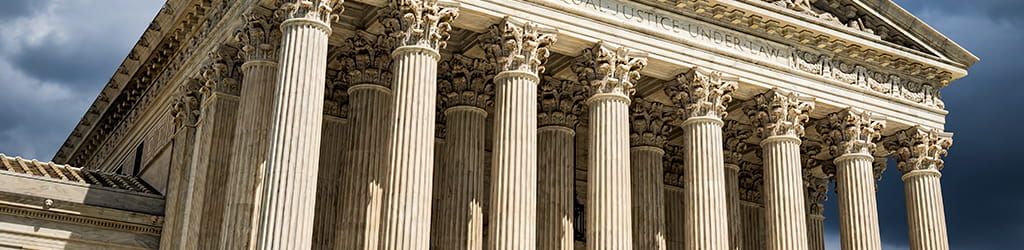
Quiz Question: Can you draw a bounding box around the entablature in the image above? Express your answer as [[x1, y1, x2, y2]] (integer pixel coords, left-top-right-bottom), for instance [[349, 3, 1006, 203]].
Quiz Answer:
[[429, 0, 952, 130]]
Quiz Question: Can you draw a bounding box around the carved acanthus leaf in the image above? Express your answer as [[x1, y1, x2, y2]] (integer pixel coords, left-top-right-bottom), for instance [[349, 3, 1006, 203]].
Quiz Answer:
[[819, 108, 885, 156], [738, 162, 763, 203], [630, 97, 674, 148], [803, 170, 829, 215], [324, 69, 349, 118], [439, 55, 493, 109], [572, 42, 648, 96], [884, 126, 953, 173], [746, 88, 815, 138], [666, 67, 738, 119], [199, 48, 242, 97], [482, 18, 556, 74], [663, 145, 685, 187], [383, 0, 459, 50], [538, 76, 587, 128], [872, 157, 887, 182], [723, 120, 752, 165], [279, 0, 344, 24], [340, 30, 393, 87], [435, 104, 446, 139], [172, 79, 202, 128], [236, 13, 282, 62]]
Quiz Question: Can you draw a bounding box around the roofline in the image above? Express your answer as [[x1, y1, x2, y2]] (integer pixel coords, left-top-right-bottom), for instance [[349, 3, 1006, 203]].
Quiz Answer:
[[862, 0, 979, 68]]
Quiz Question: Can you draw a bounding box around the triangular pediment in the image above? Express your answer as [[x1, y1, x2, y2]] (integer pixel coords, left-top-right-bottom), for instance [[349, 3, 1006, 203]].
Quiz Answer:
[[767, 0, 977, 67]]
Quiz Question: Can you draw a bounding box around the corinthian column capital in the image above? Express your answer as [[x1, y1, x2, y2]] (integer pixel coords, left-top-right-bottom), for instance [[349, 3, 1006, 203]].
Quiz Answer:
[[339, 30, 393, 87], [382, 0, 459, 51], [819, 108, 885, 156], [439, 55, 494, 109], [629, 97, 674, 148], [199, 48, 242, 97], [884, 126, 953, 174], [666, 67, 738, 119], [482, 18, 557, 75], [279, 0, 344, 25], [802, 159, 829, 215], [172, 79, 203, 128], [746, 88, 815, 139], [235, 13, 282, 62], [538, 76, 587, 128], [723, 120, 753, 166], [324, 70, 349, 118], [573, 42, 648, 97], [738, 162, 763, 203]]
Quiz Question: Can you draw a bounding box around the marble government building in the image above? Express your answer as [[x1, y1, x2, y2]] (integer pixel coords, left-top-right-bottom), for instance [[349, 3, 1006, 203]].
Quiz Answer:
[[0, 0, 976, 249]]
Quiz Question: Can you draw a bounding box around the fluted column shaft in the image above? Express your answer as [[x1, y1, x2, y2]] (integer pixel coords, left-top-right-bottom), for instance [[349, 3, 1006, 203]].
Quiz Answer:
[[255, 17, 331, 249], [379, 46, 440, 249], [313, 115, 349, 250], [161, 105, 199, 250], [740, 202, 766, 250], [761, 135, 809, 250], [725, 164, 741, 250], [807, 214, 825, 250], [537, 126, 575, 250], [489, 71, 539, 250], [904, 169, 949, 250], [337, 84, 392, 250], [193, 93, 239, 249], [630, 146, 666, 250], [219, 60, 277, 249], [835, 153, 881, 250], [586, 93, 633, 250], [681, 117, 729, 250], [434, 106, 486, 250]]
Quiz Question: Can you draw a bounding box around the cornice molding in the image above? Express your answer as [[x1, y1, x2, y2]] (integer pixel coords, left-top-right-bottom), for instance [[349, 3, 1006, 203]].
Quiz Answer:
[[0, 203, 161, 236], [55, 0, 251, 167]]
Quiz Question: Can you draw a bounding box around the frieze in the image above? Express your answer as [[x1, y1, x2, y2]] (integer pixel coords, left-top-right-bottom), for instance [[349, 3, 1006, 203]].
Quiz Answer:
[[527, 0, 952, 109]]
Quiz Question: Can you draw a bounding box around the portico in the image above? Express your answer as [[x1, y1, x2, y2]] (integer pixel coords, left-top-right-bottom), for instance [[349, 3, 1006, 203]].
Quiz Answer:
[[5, 0, 973, 250]]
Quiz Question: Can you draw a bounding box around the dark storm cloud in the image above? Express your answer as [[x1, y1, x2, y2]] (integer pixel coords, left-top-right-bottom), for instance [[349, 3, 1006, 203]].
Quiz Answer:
[[8, 34, 127, 89], [0, 1, 49, 22], [0, 1, 163, 160], [896, 0, 1024, 23]]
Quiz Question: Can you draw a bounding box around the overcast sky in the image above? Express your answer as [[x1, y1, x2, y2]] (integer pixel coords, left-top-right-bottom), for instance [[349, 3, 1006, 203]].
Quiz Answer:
[[0, 0, 1018, 249]]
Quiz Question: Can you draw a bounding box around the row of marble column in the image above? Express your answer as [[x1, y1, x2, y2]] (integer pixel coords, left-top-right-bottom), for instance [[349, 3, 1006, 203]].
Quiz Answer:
[[193, 1, 955, 249]]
